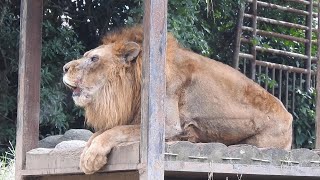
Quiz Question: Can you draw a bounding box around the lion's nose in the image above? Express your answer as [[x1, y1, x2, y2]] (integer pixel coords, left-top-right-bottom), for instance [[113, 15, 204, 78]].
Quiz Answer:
[[63, 64, 70, 73]]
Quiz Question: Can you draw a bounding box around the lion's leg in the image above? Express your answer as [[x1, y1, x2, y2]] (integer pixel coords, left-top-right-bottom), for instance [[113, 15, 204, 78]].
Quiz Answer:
[[85, 130, 104, 148], [242, 119, 292, 150], [80, 130, 103, 172], [165, 96, 183, 140], [80, 125, 140, 174]]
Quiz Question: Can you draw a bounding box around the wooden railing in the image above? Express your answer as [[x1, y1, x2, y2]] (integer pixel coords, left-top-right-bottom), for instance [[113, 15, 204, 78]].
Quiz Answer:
[[233, 0, 320, 148], [234, 0, 318, 108]]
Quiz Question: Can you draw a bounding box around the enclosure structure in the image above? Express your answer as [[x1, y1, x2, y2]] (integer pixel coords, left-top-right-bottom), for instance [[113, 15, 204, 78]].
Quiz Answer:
[[15, 0, 320, 180], [233, 0, 320, 148]]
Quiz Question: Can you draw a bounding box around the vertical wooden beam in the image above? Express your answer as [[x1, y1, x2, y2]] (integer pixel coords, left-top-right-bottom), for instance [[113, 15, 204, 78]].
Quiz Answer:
[[315, 0, 320, 149], [264, 67, 268, 90], [272, 68, 275, 95], [250, 0, 257, 80], [232, 3, 245, 69], [140, 0, 167, 179], [279, 69, 282, 101], [15, 1, 43, 180], [285, 71, 289, 108], [305, 0, 313, 90]]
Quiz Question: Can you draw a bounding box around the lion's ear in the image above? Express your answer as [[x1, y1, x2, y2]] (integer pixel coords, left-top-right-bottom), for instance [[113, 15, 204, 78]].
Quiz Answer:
[[119, 42, 140, 63]]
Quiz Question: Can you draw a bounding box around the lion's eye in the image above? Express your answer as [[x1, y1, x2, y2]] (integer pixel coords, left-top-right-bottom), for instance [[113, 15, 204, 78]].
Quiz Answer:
[[91, 55, 99, 62]]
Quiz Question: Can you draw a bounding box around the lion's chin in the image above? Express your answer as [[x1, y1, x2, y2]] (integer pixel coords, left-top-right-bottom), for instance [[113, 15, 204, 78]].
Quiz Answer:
[[73, 94, 92, 107]]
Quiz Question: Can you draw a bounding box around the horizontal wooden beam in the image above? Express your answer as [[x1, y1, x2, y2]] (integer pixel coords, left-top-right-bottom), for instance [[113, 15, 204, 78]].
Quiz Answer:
[[239, 53, 316, 74], [242, 26, 310, 44], [243, 13, 318, 32], [247, 0, 317, 17], [285, 0, 310, 5], [165, 161, 320, 177], [241, 38, 317, 61], [239, 52, 254, 59]]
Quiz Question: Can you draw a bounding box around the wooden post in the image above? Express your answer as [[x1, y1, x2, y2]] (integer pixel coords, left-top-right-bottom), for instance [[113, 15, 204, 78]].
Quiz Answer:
[[15, 1, 43, 180], [232, 3, 245, 69], [250, 0, 257, 80], [140, 0, 167, 179], [315, 0, 320, 149], [305, 0, 313, 90]]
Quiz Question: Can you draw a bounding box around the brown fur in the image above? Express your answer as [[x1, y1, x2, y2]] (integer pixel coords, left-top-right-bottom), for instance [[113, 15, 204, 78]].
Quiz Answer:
[[63, 26, 293, 174]]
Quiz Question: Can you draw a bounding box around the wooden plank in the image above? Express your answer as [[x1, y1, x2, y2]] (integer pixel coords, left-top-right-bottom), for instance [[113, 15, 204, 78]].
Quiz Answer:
[[250, 0, 257, 80], [272, 68, 276, 95], [285, 0, 310, 5], [165, 161, 320, 177], [285, 71, 289, 108], [232, 3, 245, 69], [264, 67, 268, 90], [40, 171, 139, 180], [292, 72, 296, 112], [241, 38, 318, 61], [305, 0, 313, 90], [244, 13, 310, 31], [247, 0, 310, 16], [23, 142, 140, 176], [242, 26, 310, 44], [255, 46, 317, 61], [239, 55, 316, 74], [15, 1, 43, 180], [300, 73, 303, 89], [140, 0, 167, 179], [279, 69, 282, 100], [22, 164, 139, 176]]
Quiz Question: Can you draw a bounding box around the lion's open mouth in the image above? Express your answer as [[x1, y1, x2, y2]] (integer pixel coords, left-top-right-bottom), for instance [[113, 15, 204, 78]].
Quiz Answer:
[[72, 87, 81, 96], [63, 81, 82, 97]]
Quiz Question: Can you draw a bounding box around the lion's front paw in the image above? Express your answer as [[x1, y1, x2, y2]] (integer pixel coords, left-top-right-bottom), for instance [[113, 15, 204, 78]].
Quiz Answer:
[[79, 142, 111, 174]]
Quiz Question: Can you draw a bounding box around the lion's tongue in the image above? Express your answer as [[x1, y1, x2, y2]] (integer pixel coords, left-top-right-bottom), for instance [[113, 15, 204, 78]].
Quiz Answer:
[[73, 87, 81, 96]]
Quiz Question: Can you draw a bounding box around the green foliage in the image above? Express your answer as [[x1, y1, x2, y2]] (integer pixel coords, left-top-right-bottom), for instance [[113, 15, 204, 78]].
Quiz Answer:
[[0, 1, 85, 154], [293, 88, 316, 149], [40, 19, 85, 136], [0, 0, 317, 154], [257, 73, 278, 89], [0, 143, 14, 180], [0, 1, 20, 155]]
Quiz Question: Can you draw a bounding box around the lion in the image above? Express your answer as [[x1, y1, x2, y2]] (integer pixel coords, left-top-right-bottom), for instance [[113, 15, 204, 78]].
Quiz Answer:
[[63, 26, 292, 174]]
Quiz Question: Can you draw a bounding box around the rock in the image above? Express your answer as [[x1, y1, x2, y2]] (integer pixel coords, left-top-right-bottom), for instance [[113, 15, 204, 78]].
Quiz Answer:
[[28, 148, 53, 154], [198, 143, 227, 163], [38, 129, 93, 148], [165, 141, 203, 162], [54, 140, 86, 151], [290, 148, 320, 167], [59, 129, 93, 142], [222, 144, 263, 165], [261, 148, 289, 166], [38, 135, 63, 148]]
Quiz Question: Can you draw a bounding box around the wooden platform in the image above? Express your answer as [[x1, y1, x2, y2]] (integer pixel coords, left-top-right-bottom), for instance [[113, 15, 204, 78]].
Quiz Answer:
[[23, 140, 320, 179]]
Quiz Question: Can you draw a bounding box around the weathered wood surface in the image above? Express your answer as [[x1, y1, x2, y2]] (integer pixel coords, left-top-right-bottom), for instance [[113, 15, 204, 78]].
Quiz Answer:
[[244, 13, 310, 30], [242, 26, 310, 44], [40, 171, 139, 180], [232, 3, 245, 69], [305, 0, 313, 89], [140, 0, 168, 180], [241, 39, 317, 61], [238, 55, 316, 74], [15, 1, 43, 180], [25, 141, 320, 177], [250, 0, 257, 80], [247, 0, 315, 16], [24, 141, 140, 175]]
